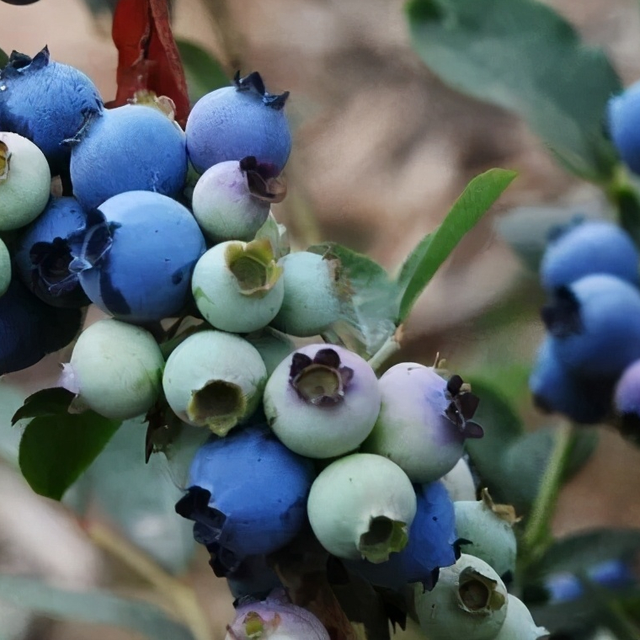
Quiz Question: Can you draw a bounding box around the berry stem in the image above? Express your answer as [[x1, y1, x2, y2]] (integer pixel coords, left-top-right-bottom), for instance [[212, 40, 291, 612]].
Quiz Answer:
[[85, 521, 212, 640], [521, 422, 574, 563], [367, 329, 402, 372]]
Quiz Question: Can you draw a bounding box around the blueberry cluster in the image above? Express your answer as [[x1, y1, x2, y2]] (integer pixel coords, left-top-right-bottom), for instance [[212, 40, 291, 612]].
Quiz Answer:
[[530, 217, 640, 431], [0, 47, 546, 637]]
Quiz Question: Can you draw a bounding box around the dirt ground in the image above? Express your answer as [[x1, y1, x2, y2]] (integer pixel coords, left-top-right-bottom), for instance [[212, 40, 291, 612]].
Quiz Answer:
[[2, 0, 640, 638]]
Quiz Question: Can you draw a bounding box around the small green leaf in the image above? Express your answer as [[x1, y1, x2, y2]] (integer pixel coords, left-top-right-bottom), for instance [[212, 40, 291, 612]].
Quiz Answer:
[[397, 168, 516, 321], [308, 242, 400, 357], [463, 377, 523, 503], [175, 39, 228, 104], [11, 387, 75, 425], [406, 0, 622, 182], [19, 412, 121, 500], [0, 48, 8, 69], [255, 212, 290, 260], [0, 575, 195, 640]]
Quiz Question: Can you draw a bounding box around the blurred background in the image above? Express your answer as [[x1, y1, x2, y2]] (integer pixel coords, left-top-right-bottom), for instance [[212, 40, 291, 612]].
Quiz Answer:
[[2, 0, 640, 637]]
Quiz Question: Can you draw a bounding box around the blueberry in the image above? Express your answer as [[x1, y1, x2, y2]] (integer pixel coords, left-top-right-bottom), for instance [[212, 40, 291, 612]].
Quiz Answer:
[[493, 595, 548, 640], [191, 158, 274, 242], [162, 330, 267, 436], [66, 319, 164, 420], [363, 363, 483, 483], [540, 219, 638, 290], [607, 80, 640, 174], [0, 237, 10, 297], [270, 251, 342, 337], [225, 555, 283, 601], [186, 72, 291, 176], [414, 554, 508, 640], [529, 337, 613, 424], [14, 196, 89, 307], [225, 590, 329, 640], [0, 278, 82, 375], [264, 344, 381, 459], [0, 131, 51, 231], [191, 239, 285, 334], [307, 453, 417, 563], [175, 425, 315, 572], [68, 191, 206, 323], [70, 103, 188, 210], [0, 47, 103, 174], [542, 274, 640, 377], [346, 481, 457, 590]]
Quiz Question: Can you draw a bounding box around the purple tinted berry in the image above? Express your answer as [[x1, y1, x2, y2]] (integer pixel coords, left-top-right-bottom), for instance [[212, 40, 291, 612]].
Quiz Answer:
[[14, 196, 89, 307], [175, 425, 315, 574], [543, 274, 640, 377], [186, 72, 291, 177], [68, 191, 206, 323], [70, 103, 188, 210], [346, 481, 458, 590], [0, 278, 82, 375], [529, 338, 612, 424], [0, 47, 103, 174], [540, 219, 638, 290]]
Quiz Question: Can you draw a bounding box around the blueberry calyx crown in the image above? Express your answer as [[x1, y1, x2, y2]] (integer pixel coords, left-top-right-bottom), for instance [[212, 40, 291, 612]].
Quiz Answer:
[[1, 46, 50, 79], [457, 566, 506, 613], [541, 286, 582, 337], [30, 237, 79, 295], [233, 71, 289, 110], [0, 141, 10, 181], [240, 156, 287, 203], [445, 374, 483, 439], [289, 348, 354, 407]]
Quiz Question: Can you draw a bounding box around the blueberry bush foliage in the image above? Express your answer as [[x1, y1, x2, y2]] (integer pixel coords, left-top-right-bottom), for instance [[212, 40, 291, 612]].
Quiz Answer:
[[1, 0, 640, 639]]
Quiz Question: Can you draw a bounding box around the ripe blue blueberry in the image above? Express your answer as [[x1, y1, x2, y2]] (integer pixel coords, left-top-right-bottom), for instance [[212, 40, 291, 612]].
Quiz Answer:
[[225, 555, 283, 601], [0, 47, 103, 174], [529, 337, 612, 424], [68, 191, 206, 323], [175, 425, 315, 574], [363, 363, 483, 483], [540, 219, 638, 290], [70, 103, 188, 210], [264, 344, 381, 458], [186, 72, 291, 177], [0, 279, 82, 375], [542, 274, 640, 377], [14, 196, 89, 307], [607, 80, 640, 174], [346, 481, 458, 590]]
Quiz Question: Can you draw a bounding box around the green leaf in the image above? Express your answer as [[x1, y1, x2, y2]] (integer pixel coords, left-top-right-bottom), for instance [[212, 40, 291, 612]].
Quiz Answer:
[[308, 242, 400, 357], [396, 168, 516, 321], [11, 387, 75, 425], [0, 49, 8, 69], [19, 412, 121, 500], [175, 39, 228, 104], [406, 0, 622, 182], [0, 575, 194, 640], [500, 426, 599, 512], [463, 377, 523, 503], [75, 418, 196, 574]]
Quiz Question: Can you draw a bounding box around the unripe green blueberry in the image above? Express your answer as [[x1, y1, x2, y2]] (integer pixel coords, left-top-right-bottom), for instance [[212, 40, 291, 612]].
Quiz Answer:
[[0, 237, 11, 297], [0, 132, 51, 231], [263, 344, 381, 458], [192, 238, 284, 333], [191, 158, 272, 242], [270, 251, 341, 337], [246, 327, 295, 376], [67, 319, 164, 420], [414, 553, 509, 640], [441, 457, 476, 501], [493, 595, 548, 640], [454, 489, 518, 578], [162, 330, 267, 436], [363, 363, 483, 482], [307, 453, 417, 563]]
